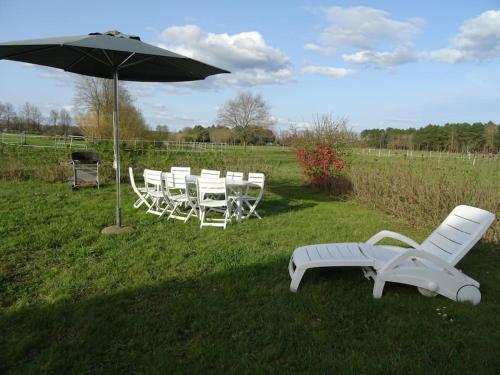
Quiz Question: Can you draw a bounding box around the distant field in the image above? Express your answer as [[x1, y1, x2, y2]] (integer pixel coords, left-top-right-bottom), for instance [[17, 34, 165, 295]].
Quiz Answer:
[[1, 132, 88, 149], [0, 139, 498, 240]]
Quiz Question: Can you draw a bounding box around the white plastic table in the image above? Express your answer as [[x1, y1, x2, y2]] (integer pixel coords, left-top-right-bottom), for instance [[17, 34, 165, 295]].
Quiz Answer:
[[186, 175, 250, 223]]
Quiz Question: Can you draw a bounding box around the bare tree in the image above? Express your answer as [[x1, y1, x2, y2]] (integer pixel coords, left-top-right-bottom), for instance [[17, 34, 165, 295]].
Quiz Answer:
[[49, 109, 59, 127], [74, 77, 112, 136], [0, 102, 15, 130], [59, 109, 72, 135], [155, 124, 169, 140], [217, 92, 274, 146], [74, 76, 145, 138], [20, 102, 42, 132]]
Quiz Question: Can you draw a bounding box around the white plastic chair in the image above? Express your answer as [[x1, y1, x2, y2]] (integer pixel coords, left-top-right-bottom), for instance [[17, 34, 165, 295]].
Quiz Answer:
[[144, 169, 170, 217], [201, 169, 221, 179], [226, 171, 244, 180], [197, 177, 231, 229], [288, 205, 495, 305], [171, 166, 191, 176], [226, 171, 245, 216], [241, 172, 265, 220], [129, 167, 152, 209], [163, 172, 195, 223]]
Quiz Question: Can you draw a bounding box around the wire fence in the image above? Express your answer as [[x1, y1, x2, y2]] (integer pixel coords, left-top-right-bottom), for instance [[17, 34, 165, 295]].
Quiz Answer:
[[4, 132, 496, 163], [0, 132, 291, 153], [357, 148, 500, 165]]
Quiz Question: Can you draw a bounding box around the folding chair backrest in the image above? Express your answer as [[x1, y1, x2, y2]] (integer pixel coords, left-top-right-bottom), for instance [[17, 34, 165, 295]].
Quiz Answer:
[[144, 169, 163, 190], [165, 172, 187, 190], [197, 177, 227, 200], [248, 173, 265, 188], [129, 167, 141, 195], [226, 171, 244, 180], [185, 174, 198, 205], [164, 172, 174, 189], [171, 166, 191, 175], [421, 205, 495, 266], [201, 169, 221, 178]]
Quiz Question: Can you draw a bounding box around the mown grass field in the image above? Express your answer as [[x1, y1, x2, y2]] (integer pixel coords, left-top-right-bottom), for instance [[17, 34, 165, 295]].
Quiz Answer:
[[1, 144, 499, 373]]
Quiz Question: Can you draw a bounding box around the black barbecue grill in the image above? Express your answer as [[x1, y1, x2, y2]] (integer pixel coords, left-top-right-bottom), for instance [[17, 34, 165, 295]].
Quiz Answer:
[[70, 152, 100, 189]]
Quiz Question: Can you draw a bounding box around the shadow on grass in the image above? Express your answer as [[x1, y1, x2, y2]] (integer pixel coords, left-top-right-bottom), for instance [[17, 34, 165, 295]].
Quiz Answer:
[[2, 250, 499, 374]]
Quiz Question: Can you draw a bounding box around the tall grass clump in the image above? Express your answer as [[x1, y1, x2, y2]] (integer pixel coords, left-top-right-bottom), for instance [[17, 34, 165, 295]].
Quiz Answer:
[[289, 115, 355, 197], [0, 142, 277, 184], [349, 155, 500, 243]]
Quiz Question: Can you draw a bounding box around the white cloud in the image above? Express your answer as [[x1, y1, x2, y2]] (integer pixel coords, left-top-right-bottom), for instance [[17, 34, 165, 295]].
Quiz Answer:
[[301, 65, 354, 78], [342, 48, 419, 66], [141, 101, 210, 129], [304, 43, 322, 51], [319, 6, 424, 50], [158, 25, 292, 87], [428, 10, 500, 63], [304, 6, 424, 68], [427, 48, 466, 64]]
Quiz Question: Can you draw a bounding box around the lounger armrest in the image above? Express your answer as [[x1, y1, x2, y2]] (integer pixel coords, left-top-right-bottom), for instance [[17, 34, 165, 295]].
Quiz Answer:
[[379, 249, 461, 277], [366, 230, 422, 250]]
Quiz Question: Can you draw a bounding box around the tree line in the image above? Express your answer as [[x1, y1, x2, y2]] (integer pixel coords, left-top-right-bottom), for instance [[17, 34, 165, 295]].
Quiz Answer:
[[1, 79, 276, 145], [0, 101, 74, 136], [360, 122, 500, 153]]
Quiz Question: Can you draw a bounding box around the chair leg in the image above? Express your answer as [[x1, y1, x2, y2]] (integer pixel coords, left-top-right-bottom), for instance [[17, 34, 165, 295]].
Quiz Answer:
[[223, 206, 231, 229], [290, 267, 306, 292], [167, 202, 179, 220], [134, 195, 151, 209], [199, 206, 205, 228], [372, 278, 386, 299], [184, 206, 196, 223], [133, 198, 143, 208], [243, 200, 261, 220], [146, 197, 159, 215]]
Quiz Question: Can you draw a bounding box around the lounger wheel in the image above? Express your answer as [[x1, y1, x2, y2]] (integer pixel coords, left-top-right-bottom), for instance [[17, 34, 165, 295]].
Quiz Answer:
[[456, 285, 481, 305], [417, 287, 438, 298]]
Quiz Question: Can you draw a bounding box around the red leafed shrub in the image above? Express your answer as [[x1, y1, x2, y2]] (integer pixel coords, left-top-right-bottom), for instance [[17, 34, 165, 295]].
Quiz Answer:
[[286, 114, 354, 196], [296, 144, 345, 187]]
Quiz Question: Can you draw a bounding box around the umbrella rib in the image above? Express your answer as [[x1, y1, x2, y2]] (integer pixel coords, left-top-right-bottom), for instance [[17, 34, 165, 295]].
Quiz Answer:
[[0, 45, 61, 60], [117, 52, 136, 68], [101, 49, 114, 66], [64, 53, 89, 71], [69, 46, 111, 67], [119, 55, 155, 70]]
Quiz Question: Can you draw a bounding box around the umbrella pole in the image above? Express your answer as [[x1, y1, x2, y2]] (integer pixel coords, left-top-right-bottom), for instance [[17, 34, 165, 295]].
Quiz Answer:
[[113, 70, 122, 227], [102, 70, 131, 234]]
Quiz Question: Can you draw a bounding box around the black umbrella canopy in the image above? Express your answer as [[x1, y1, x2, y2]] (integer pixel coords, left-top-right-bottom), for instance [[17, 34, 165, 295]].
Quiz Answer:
[[0, 30, 229, 232], [0, 30, 229, 81]]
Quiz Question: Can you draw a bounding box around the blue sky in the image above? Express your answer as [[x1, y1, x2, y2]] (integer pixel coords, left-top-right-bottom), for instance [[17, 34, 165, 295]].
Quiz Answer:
[[1, 0, 500, 132]]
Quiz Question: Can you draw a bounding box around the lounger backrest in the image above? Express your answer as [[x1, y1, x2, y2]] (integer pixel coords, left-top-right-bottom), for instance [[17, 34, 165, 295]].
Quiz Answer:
[[421, 205, 495, 266]]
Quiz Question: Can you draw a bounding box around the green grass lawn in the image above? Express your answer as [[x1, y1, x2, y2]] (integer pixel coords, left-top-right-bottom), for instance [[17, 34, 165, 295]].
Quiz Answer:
[[1, 155, 499, 373]]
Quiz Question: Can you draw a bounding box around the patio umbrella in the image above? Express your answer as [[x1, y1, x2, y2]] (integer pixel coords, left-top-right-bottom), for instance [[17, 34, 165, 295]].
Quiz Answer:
[[0, 30, 229, 233]]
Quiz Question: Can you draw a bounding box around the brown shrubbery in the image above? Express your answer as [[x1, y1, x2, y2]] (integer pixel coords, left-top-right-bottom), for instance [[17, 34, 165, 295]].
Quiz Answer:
[[348, 156, 500, 243], [0, 143, 277, 185]]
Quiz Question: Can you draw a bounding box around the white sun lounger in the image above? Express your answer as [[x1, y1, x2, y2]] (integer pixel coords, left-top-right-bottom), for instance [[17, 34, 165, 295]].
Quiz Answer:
[[289, 205, 495, 305]]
